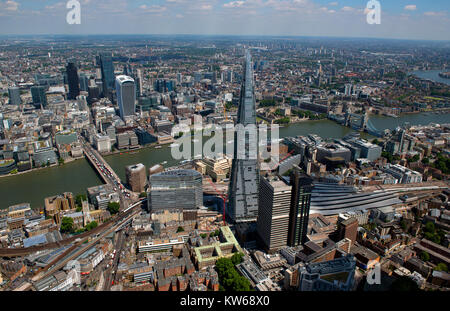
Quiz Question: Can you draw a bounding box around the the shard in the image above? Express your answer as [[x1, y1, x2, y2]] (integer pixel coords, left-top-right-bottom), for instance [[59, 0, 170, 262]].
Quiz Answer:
[[228, 51, 260, 223]]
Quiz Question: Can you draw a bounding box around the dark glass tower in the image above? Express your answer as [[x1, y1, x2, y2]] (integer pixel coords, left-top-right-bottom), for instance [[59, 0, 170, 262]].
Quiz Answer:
[[99, 52, 115, 97], [228, 51, 259, 223], [287, 166, 313, 246], [66, 62, 80, 100]]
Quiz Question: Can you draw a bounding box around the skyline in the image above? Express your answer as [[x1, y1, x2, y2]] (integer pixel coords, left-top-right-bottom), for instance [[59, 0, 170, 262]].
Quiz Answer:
[[0, 0, 449, 41]]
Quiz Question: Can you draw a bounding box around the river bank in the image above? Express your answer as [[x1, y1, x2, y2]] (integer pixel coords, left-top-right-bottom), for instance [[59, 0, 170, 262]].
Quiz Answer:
[[1, 111, 449, 209]]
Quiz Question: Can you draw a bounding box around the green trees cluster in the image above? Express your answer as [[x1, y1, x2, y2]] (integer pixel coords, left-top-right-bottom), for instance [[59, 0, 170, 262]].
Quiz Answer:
[[292, 110, 326, 120], [75, 194, 87, 207], [420, 251, 430, 262], [407, 154, 420, 163], [177, 226, 185, 233], [381, 151, 401, 164], [107, 202, 120, 215], [209, 229, 221, 238], [434, 263, 448, 272], [60, 217, 74, 234], [215, 256, 251, 291], [275, 117, 290, 125], [432, 153, 449, 174], [258, 99, 278, 107], [423, 221, 446, 245]]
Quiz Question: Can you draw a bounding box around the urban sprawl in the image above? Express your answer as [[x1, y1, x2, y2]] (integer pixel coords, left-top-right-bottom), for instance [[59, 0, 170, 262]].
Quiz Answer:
[[0, 36, 449, 292]]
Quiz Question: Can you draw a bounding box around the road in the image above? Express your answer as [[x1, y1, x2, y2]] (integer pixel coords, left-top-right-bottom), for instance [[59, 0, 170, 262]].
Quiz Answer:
[[103, 229, 127, 291]]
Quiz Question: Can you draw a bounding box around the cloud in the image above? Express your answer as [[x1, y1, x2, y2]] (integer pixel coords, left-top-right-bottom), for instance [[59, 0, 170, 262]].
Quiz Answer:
[[328, 1, 338, 6], [223, 1, 245, 8], [341, 6, 355, 12], [404, 5, 417, 11], [2, 0, 19, 11], [424, 11, 446, 17], [139, 5, 167, 13]]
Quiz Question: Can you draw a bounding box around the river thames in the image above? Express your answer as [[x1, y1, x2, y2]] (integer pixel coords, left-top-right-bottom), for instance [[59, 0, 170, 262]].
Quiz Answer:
[[1, 112, 449, 209]]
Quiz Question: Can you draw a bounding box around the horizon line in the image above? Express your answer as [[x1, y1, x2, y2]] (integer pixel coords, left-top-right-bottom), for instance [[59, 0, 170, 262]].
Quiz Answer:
[[0, 33, 449, 43]]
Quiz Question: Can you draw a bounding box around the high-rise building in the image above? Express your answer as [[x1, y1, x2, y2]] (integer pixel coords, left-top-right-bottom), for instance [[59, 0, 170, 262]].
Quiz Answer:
[[116, 75, 136, 120], [337, 217, 358, 246], [31, 86, 47, 108], [99, 52, 115, 97], [148, 169, 202, 211], [126, 163, 147, 193], [256, 175, 291, 253], [8, 87, 21, 105], [287, 166, 313, 247], [79, 73, 89, 92], [228, 51, 259, 223], [344, 84, 353, 96], [136, 69, 143, 97], [66, 62, 80, 100]]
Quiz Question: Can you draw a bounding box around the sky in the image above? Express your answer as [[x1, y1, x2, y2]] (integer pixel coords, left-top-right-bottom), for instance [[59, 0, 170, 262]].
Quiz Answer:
[[0, 0, 449, 40]]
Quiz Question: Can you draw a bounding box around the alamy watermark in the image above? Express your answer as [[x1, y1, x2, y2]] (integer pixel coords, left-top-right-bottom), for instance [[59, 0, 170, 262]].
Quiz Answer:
[[67, 0, 81, 25], [170, 115, 280, 163], [366, 0, 381, 25]]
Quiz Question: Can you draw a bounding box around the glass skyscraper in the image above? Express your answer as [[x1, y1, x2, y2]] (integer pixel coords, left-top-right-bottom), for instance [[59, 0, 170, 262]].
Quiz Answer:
[[66, 61, 80, 100], [115, 75, 136, 120], [99, 52, 115, 97], [228, 51, 260, 223]]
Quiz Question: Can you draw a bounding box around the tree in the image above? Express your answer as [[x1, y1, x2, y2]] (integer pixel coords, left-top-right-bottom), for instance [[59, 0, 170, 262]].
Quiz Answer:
[[231, 253, 244, 265], [85, 221, 98, 231], [215, 257, 251, 291], [139, 192, 147, 198], [420, 251, 430, 262], [177, 226, 185, 233], [58, 158, 65, 165], [60, 217, 74, 234], [200, 233, 207, 239], [75, 194, 87, 207], [107, 202, 120, 215], [434, 263, 448, 272]]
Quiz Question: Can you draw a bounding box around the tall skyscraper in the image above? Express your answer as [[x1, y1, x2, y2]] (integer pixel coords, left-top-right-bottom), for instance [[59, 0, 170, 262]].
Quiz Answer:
[[66, 61, 80, 100], [256, 175, 292, 253], [99, 52, 115, 97], [116, 75, 136, 120], [136, 69, 143, 97], [8, 87, 21, 105], [287, 166, 313, 246], [31, 86, 47, 108], [228, 51, 259, 223]]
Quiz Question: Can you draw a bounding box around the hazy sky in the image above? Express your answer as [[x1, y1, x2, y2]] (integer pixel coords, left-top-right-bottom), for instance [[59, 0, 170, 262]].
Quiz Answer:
[[0, 0, 449, 40]]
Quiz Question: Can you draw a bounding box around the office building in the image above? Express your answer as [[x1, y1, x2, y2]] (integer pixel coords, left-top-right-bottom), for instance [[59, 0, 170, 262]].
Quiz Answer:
[[316, 143, 352, 164], [149, 169, 202, 211], [116, 75, 136, 120], [288, 167, 313, 247], [94, 134, 111, 153], [66, 62, 80, 100], [382, 163, 423, 184], [8, 87, 21, 105], [31, 86, 47, 108], [99, 52, 115, 97], [228, 51, 259, 223], [257, 175, 291, 253], [297, 255, 356, 291], [125, 163, 147, 193], [337, 217, 358, 246]]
